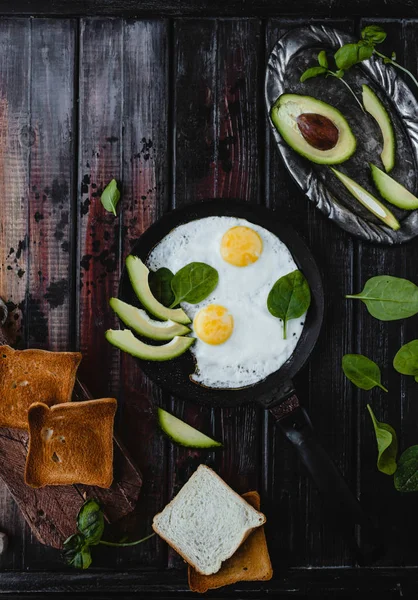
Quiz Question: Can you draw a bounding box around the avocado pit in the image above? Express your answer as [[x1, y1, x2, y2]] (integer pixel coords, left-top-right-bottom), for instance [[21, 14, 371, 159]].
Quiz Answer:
[[296, 113, 339, 151]]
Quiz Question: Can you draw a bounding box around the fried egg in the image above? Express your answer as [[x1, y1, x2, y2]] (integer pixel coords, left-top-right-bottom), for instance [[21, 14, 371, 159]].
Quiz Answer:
[[147, 217, 306, 389]]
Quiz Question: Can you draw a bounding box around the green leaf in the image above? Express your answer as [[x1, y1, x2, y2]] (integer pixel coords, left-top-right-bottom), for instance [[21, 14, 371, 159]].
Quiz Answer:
[[394, 446, 418, 492], [300, 66, 327, 82], [76, 499, 104, 546], [342, 354, 388, 392], [100, 179, 120, 216], [335, 43, 373, 70], [346, 275, 418, 321], [393, 340, 418, 380], [317, 50, 328, 69], [267, 270, 311, 339], [63, 533, 92, 570], [367, 404, 397, 475], [149, 268, 175, 307], [170, 262, 219, 307], [361, 25, 387, 45], [336, 69, 345, 78]]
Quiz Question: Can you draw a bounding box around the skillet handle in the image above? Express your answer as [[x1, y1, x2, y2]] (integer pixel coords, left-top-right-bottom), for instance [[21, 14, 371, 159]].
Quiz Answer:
[[269, 394, 384, 566]]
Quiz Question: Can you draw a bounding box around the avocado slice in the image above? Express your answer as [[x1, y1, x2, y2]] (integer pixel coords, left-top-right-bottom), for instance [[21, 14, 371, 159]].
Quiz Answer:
[[270, 93, 356, 165], [370, 164, 418, 210], [106, 329, 194, 361], [110, 297, 191, 341], [126, 255, 191, 325], [157, 408, 222, 448], [362, 84, 395, 173], [331, 168, 400, 231]]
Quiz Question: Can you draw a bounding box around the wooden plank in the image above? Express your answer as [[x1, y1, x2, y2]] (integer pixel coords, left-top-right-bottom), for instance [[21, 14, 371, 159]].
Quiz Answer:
[[0, 17, 31, 571], [265, 18, 355, 568], [0, 0, 416, 19], [356, 19, 418, 568], [117, 18, 170, 568], [77, 18, 123, 399]]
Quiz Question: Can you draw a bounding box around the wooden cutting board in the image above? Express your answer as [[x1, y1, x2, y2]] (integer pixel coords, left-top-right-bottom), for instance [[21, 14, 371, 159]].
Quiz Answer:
[[0, 318, 143, 549]]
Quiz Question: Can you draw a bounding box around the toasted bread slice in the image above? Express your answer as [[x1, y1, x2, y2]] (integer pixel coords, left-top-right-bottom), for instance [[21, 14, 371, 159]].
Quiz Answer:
[[0, 346, 81, 429], [188, 491, 273, 592], [153, 465, 266, 575], [25, 398, 117, 488]]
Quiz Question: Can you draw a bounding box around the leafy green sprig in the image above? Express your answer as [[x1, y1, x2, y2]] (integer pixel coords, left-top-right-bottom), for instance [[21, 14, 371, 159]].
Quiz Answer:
[[63, 499, 155, 569], [300, 50, 364, 112]]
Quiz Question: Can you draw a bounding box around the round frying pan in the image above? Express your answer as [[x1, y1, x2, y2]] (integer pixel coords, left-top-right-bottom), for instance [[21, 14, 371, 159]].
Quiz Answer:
[[119, 200, 382, 564]]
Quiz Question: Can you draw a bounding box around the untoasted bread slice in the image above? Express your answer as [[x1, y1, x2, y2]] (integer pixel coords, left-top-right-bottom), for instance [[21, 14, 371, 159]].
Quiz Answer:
[[25, 398, 117, 488], [188, 491, 273, 592], [0, 346, 81, 429], [153, 465, 266, 575]]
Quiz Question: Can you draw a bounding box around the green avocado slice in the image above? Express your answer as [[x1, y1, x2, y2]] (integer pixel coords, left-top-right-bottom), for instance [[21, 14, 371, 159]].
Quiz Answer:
[[331, 168, 400, 231], [126, 255, 191, 325], [362, 84, 395, 173], [370, 164, 418, 210], [270, 93, 356, 165], [110, 297, 190, 341], [157, 408, 222, 448], [105, 329, 194, 361]]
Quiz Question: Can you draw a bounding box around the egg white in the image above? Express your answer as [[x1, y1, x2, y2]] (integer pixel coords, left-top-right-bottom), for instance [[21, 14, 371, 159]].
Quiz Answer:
[[147, 216, 306, 389]]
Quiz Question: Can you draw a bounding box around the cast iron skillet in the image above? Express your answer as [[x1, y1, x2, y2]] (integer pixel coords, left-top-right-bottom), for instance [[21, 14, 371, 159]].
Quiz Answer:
[[119, 200, 382, 564]]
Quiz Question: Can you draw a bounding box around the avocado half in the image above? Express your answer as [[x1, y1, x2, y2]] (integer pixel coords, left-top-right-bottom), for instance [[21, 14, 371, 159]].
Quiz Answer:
[[126, 255, 191, 325], [270, 94, 357, 165]]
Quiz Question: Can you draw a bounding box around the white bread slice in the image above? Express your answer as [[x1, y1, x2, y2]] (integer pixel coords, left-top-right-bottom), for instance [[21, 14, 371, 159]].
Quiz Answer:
[[152, 465, 266, 575]]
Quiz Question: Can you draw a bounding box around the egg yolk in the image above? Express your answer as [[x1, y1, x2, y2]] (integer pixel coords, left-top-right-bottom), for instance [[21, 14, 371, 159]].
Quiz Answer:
[[220, 226, 263, 267], [193, 304, 234, 345]]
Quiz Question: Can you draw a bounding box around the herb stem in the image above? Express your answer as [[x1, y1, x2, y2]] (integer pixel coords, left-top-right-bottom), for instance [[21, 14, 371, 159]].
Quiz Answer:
[[329, 71, 365, 113], [99, 533, 155, 547], [283, 321, 287, 340], [374, 50, 418, 90], [378, 383, 389, 393]]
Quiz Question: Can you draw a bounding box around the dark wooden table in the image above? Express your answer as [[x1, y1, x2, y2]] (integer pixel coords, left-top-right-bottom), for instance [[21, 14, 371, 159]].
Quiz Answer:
[[1, 4, 418, 597]]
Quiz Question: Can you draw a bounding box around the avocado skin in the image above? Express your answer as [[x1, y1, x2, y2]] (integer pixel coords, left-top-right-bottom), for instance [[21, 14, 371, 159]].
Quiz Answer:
[[270, 93, 356, 165]]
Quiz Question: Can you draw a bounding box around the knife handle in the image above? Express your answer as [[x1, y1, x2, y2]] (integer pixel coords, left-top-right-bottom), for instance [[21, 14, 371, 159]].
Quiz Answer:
[[269, 394, 384, 566]]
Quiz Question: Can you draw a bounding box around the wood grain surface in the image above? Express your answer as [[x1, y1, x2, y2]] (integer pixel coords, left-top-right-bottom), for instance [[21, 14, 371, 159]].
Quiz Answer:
[[0, 13, 417, 596]]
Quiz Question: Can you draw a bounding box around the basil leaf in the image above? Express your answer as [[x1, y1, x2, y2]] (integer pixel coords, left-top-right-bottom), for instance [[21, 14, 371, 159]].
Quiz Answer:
[[342, 354, 388, 392], [393, 340, 418, 382], [170, 262, 218, 307], [267, 270, 311, 339], [300, 66, 327, 82], [149, 268, 175, 307], [317, 50, 328, 69], [367, 404, 397, 475], [346, 275, 418, 321], [63, 533, 92, 569], [394, 446, 418, 492], [361, 25, 387, 45], [76, 499, 104, 546], [335, 43, 373, 70], [100, 179, 120, 216]]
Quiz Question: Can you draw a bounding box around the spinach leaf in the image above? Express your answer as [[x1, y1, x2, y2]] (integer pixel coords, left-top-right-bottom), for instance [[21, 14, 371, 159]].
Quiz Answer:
[[335, 42, 374, 70], [394, 446, 418, 492], [63, 533, 92, 570], [393, 340, 418, 382], [100, 179, 120, 216], [346, 275, 418, 321], [267, 270, 311, 339], [317, 50, 328, 69], [367, 404, 397, 475], [77, 498, 104, 545], [170, 262, 218, 307], [149, 268, 174, 307], [300, 66, 327, 82], [361, 25, 387, 45], [342, 354, 388, 392]]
